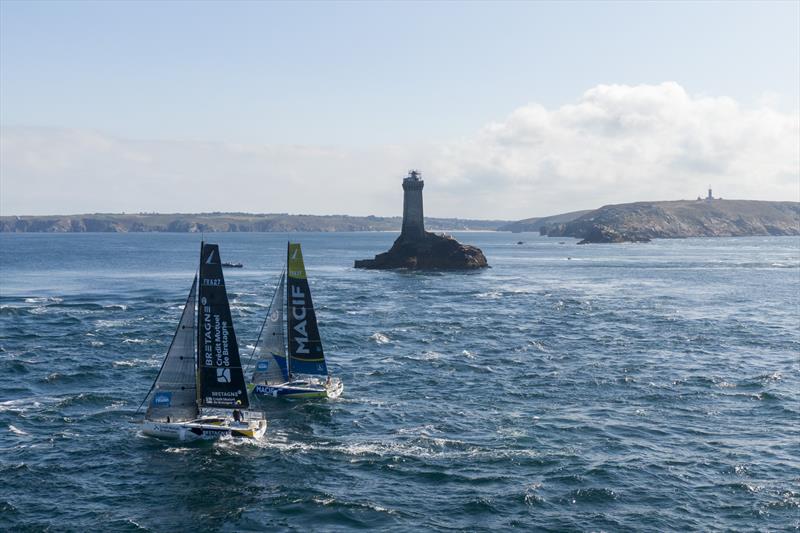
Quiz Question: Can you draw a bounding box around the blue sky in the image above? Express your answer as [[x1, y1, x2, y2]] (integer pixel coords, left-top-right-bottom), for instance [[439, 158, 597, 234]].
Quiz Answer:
[[1, 1, 798, 217]]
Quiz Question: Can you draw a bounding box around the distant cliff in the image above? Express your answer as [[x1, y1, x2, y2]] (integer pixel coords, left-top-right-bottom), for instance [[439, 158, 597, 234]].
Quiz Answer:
[[0, 213, 508, 233], [497, 209, 592, 233], [536, 200, 800, 244]]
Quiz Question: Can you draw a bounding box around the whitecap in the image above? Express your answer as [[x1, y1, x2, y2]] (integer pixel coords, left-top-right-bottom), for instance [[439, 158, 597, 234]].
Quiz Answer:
[[528, 340, 548, 352], [0, 398, 46, 414], [8, 425, 29, 436], [477, 291, 502, 299], [165, 447, 191, 454], [259, 439, 316, 453], [310, 496, 397, 514], [396, 424, 437, 435], [370, 332, 390, 344], [96, 319, 128, 329]]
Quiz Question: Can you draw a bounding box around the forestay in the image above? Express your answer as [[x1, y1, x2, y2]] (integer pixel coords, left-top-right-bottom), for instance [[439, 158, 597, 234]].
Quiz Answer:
[[145, 276, 199, 422]]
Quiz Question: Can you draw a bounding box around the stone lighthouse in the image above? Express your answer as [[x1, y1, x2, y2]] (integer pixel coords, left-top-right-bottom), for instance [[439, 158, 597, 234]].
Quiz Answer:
[[354, 168, 488, 270], [401, 170, 425, 241]]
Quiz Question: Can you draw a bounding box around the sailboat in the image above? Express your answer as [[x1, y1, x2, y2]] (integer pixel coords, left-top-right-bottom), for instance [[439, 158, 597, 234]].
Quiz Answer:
[[248, 242, 344, 399], [139, 242, 267, 441]]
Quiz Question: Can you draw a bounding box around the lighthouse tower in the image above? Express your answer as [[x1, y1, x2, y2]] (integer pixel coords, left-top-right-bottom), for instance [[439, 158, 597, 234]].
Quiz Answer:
[[401, 170, 425, 241]]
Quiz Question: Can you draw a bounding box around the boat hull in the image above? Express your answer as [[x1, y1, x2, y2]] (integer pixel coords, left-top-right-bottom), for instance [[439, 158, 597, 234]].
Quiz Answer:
[[251, 377, 343, 399], [142, 417, 266, 442]]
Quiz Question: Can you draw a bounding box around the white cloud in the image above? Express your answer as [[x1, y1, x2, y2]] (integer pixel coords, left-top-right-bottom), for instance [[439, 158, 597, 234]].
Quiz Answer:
[[2, 82, 798, 219], [430, 82, 799, 216]]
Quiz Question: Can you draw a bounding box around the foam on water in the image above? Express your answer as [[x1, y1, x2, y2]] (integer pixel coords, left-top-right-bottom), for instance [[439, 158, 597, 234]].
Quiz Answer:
[[0, 232, 798, 531]]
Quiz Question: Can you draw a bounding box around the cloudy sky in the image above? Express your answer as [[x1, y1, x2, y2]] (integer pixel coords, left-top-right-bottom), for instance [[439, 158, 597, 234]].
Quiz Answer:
[[1, 1, 798, 219]]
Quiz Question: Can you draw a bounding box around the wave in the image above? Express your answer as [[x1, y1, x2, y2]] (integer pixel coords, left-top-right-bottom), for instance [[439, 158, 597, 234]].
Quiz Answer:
[[0, 397, 50, 414], [370, 332, 390, 344], [95, 319, 132, 329], [7, 424, 30, 436], [562, 487, 618, 504], [122, 338, 149, 344], [113, 359, 153, 368], [23, 297, 63, 304], [56, 392, 116, 408]]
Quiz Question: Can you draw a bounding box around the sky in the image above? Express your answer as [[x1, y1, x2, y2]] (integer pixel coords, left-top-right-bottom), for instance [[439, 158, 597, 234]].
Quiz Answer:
[[1, 1, 798, 219]]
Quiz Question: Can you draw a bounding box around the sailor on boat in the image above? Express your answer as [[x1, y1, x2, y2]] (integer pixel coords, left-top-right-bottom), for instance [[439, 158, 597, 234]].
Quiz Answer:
[[247, 242, 344, 400], [137, 242, 266, 442]]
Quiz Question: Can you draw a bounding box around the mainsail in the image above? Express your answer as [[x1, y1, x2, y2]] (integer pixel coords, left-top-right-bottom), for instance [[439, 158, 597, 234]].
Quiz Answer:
[[251, 271, 289, 385], [197, 243, 250, 409], [144, 276, 199, 421], [286, 242, 328, 376]]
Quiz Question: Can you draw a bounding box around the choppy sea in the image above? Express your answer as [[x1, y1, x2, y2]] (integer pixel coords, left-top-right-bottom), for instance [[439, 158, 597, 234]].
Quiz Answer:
[[1, 232, 798, 531]]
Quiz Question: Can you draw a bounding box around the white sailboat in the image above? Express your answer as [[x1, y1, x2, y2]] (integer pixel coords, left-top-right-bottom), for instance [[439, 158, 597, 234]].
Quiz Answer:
[[248, 242, 343, 399], [138, 242, 266, 441]]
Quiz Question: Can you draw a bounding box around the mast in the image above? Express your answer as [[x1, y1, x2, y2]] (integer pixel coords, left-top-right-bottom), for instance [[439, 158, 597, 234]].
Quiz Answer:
[[286, 241, 292, 379], [196, 240, 203, 409]]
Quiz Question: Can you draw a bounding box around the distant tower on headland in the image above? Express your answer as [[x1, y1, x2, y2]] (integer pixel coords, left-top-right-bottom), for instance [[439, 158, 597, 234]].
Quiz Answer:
[[698, 185, 716, 201], [401, 170, 425, 241]]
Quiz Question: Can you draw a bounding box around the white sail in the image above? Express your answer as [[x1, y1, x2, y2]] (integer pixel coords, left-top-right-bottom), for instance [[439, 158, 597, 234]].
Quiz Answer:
[[144, 276, 199, 421], [251, 271, 288, 385]]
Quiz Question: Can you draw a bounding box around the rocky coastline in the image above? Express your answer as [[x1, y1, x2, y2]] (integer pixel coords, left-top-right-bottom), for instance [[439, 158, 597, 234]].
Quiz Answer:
[[0, 213, 506, 233], [534, 200, 800, 244]]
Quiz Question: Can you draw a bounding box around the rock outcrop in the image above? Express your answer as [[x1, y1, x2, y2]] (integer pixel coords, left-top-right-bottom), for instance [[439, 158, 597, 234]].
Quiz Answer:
[[354, 231, 488, 270]]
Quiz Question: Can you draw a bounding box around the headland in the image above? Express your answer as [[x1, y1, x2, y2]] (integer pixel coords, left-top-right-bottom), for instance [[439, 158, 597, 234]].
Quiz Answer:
[[501, 199, 800, 244]]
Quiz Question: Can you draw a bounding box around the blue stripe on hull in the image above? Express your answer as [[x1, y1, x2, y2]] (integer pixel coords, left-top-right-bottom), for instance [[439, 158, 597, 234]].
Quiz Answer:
[[252, 384, 326, 399]]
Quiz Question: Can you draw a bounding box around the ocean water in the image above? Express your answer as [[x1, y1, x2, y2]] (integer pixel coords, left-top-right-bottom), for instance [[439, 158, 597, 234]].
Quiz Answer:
[[1, 232, 798, 532]]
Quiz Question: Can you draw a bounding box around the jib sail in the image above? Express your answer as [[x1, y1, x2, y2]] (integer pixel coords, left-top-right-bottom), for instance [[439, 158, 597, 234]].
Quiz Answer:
[[251, 270, 289, 385], [286, 242, 328, 377], [144, 276, 199, 421], [197, 242, 249, 409]]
